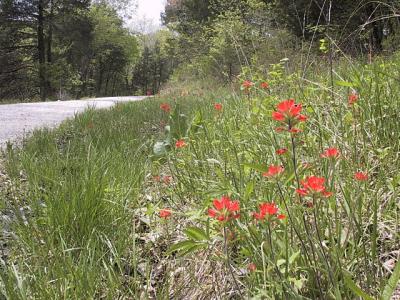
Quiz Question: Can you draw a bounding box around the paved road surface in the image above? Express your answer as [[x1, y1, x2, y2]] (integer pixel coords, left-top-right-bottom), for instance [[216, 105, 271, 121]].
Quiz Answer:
[[0, 96, 147, 147]]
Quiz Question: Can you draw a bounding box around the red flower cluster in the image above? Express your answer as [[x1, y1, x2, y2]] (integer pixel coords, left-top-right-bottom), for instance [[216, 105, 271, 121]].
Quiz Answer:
[[208, 196, 240, 222], [321, 147, 340, 159], [214, 103, 223, 111], [253, 202, 286, 221], [272, 99, 307, 133], [296, 176, 333, 198], [348, 93, 358, 105], [263, 165, 284, 178], [253, 202, 278, 220], [248, 263, 257, 272], [160, 209, 172, 219], [242, 80, 254, 89], [153, 175, 172, 184], [260, 82, 269, 89], [160, 103, 171, 112], [175, 140, 187, 148], [354, 171, 368, 181], [163, 175, 172, 184], [276, 148, 288, 155]]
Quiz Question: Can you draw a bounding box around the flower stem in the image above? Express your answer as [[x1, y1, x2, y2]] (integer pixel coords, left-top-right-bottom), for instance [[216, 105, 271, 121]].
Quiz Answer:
[[223, 226, 243, 298]]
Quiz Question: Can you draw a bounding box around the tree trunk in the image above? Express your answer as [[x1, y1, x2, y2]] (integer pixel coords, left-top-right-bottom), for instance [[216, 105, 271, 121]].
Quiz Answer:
[[96, 61, 104, 97], [46, 0, 54, 96], [47, 0, 53, 64], [37, 0, 46, 101]]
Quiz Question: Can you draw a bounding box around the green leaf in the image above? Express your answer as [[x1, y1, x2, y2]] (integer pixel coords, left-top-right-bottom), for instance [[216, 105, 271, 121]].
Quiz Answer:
[[188, 111, 203, 135], [179, 243, 207, 256], [277, 259, 286, 267], [382, 259, 400, 300], [244, 181, 255, 200], [284, 171, 296, 185], [166, 240, 197, 255], [243, 163, 267, 173], [343, 271, 374, 300], [184, 227, 209, 241], [335, 80, 358, 88], [170, 103, 188, 140], [289, 251, 300, 265]]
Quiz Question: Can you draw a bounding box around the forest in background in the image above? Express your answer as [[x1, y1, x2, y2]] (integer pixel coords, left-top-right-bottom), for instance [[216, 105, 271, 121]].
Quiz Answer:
[[0, 0, 177, 101], [1, 0, 399, 102]]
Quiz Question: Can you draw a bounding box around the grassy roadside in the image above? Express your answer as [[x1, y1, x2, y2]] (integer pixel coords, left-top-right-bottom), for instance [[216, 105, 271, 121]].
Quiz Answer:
[[1, 57, 400, 298], [0, 87, 227, 299], [0, 98, 183, 298]]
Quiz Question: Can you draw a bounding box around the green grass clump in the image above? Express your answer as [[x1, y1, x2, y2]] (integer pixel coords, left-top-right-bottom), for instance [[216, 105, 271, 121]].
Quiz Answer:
[[1, 57, 399, 299]]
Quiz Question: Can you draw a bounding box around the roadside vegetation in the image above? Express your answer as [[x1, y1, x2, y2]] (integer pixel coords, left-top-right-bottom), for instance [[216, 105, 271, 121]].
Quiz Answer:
[[1, 54, 400, 298], [1, 0, 400, 298]]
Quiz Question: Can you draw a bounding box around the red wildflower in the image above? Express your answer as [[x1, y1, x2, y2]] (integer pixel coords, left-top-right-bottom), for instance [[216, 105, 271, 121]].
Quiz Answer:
[[208, 196, 240, 222], [277, 214, 286, 220], [253, 202, 279, 220], [354, 171, 368, 181], [296, 188, 308, 196], [160, 103, 171, 113], [260, 202, 279, 215], [163, 175, 172, 184], [214, 103, 223, 111], [288, 128, 302, 134], [275, 126, 286, 133], [302, 176, 325, 193], [297, 114, 308, 122], [159, 209, 172, 219], [296, 176, 333, 197], [262, 165, 284, 178], [272, 111, 285, 122], [175, 140, 187, 148], [322, 191, 333, 197], [321, 148, 340, 159], [276, 148, 288, 155], [248, 263, 257, 272], [348, 93, 358, 105], [242, 80, 254, 89], [153, 175, 161, 182], [272, 99, 307, 126], [260, 82, 269, 89]]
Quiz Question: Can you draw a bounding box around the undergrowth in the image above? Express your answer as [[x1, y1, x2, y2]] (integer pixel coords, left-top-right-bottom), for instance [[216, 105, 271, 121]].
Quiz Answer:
[[0, 55, 399, 299]]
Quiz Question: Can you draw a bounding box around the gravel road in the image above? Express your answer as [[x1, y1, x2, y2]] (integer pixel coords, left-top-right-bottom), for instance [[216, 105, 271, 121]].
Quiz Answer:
[[0, 96, 147, 147]]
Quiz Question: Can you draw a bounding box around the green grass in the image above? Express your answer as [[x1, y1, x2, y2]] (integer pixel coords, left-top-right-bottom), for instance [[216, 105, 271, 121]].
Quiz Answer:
[[1, 57, 399, 299]]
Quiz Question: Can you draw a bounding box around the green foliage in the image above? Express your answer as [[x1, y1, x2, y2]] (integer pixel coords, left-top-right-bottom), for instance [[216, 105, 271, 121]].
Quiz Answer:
[[0, 0, 139, 101], [1, 55, 400, 297], [382, 260, 400, 300]]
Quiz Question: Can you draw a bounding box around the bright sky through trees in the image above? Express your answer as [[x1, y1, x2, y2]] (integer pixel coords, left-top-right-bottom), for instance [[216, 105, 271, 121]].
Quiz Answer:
[[136, 0, 165, 26]]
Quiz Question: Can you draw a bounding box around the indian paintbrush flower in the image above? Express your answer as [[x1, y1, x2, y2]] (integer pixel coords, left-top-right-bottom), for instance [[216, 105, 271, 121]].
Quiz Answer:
[[262, 165, 284, 178], [208, 196, 240, 222], [348, 93, 358, 105], [276, 148, 288, 155], [175, 140, 187, 148], [160, 103, 171, 112], [159, 209, 172, 219], [321, 148, 340, 159], [296, 176, 333, 198], [354, 171, 368, 181], [214, 103, 223, 111]]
